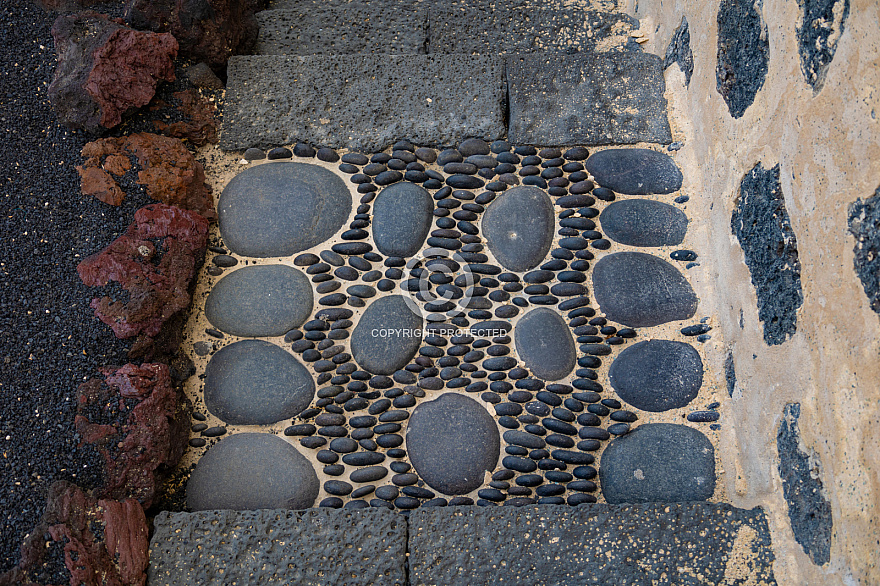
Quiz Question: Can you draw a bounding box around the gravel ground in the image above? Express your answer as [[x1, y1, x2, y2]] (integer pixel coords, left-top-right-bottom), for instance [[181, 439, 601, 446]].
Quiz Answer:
[[0, 0, 158, 572]]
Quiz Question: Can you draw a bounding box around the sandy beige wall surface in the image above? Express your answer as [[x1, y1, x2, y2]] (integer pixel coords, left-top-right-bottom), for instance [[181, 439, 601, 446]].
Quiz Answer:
[[621, 0, 880, 583]]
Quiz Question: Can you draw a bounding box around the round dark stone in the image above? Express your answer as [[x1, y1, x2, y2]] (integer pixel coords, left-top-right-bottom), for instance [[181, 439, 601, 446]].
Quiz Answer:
[[514, 308, 575, 381], [219, 163, 351, 257], [350, 467, 389, 483], [599, 200, 689, 246], [482, 186, 554, 272], [350, 296, 423, 375], [608, 340, 703, 412], [205, 340, 315, 425], [447, 174, 484, 189], [205, 265, 312, 337], [600, 423, 715, 503], [459, 138, 491, 156], [564, 146, 590, 160], [585, 149, 683, 195], [592, 252, 698, 327], [406, 393, 500, 495], [187, 433, 318, 510], [268, 147, 293, 160], [317, 148, 339, 162], [415, 147, 437, 163], [244, 148, 266, 161]]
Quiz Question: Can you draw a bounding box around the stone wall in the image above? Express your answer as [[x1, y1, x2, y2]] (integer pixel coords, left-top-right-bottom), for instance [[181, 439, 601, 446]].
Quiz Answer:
[[621, 0, 879, 583]]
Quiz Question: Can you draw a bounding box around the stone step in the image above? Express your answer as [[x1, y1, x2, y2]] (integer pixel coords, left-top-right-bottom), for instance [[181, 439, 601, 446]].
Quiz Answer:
[[221, 52, 671, 151], [148, 503, 776, 585], [220, 54, 506, 152], [254, 6, 428, 56], [254, 5, 637, 56]]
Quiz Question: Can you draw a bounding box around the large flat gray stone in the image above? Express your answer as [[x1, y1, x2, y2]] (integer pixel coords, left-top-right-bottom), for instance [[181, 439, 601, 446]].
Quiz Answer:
[[507, 52, 673, 146], [255, 6, 427, 56], [149, 508, 407, 586], [221, 55, 506, 152], [409, 504, 776, 585], [428, 7, 638, 54]]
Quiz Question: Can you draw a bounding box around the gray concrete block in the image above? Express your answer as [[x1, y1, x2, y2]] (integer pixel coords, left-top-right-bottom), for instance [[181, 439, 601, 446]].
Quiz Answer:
[[255, 6, 427, 56], [428, 7, 638, 54], [221, 55, 506, 152], [507, 52, 673, 146], [409, 503, 776, 586], [148, 508, 407, 586]]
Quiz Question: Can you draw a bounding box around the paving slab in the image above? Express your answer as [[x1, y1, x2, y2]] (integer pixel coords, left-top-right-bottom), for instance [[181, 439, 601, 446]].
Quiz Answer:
[[221, 55, 506, 152], [428, 7, 638, 54], [409, 503, 777, 586], [255, 6, 427, 56], [148, 508, 407, 586], [507, 52, 673, 146]]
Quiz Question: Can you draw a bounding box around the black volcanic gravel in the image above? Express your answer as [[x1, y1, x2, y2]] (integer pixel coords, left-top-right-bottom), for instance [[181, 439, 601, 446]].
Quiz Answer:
[[0, 0, 181, 572]]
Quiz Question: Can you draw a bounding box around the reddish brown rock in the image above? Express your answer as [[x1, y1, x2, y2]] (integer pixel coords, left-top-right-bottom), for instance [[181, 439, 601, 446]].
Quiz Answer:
[[49, 12, 177, 133], [77, 204, 209, 358], [152, 90, 219, 147], [75, 363, 191, 508], [0, 482, 148, 586], [78, 132, 214, 217], [125, 0, 264, 69]]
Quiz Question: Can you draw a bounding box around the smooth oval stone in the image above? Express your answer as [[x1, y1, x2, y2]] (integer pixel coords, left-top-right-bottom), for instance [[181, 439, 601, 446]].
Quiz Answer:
[[482, 186, 554, 272], [599, 199, 689, 246], [187, 433, 318, 510], [592, 252, 697, 327], [584, 149, 683, 195], [350, 296, 423, 375], [219, 162, 351, 257], [406, 393, 500, 495], [372, 182, 432, 257], [514, 308, 575, 381], [599, 423, 715, 503], [205, 265, 312, 337], [608, 340, 703, 412], [205, 340, 315, 425]]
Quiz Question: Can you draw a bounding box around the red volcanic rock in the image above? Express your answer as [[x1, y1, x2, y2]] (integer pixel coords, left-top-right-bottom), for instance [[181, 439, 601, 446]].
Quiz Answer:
[[78, 133, 215, 217], [49, 12, 177, 133], [77, 204, 209, 358], [75, 363, 191, 508], [0, 482, 148, 586], [125, 0, 263, 69]]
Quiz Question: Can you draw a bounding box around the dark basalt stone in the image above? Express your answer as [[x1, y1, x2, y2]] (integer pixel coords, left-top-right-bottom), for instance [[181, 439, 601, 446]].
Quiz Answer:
[[848, 186, 880, 317], [482, 186, 554, 272], [608, 340, 702, 412], [716, 0, 769, 118], [187, 433, 318, 510], [796, 0, 849, 91], [372, 182, 433, 257], [219, 162, 351, 257], [351, 296, 423, 375], [599, 199, 688, 247], [600, 423, 715, 504], [205, 265, 313, 337], [584, 149, 682, 195], [777, 403, 833, 565], [731, 163, 803, 345], [205, 340, 314, 425], [663, 16, 694, 86], [407, 393, 500, 495], [592, 252, 697, 327], [514, 308, 575, 381]]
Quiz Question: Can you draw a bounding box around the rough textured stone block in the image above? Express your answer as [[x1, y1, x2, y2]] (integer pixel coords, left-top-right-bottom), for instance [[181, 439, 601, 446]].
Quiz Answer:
[[847, 185, 880, 316], [221, 55, 505, 152], [796, 0, 849, 91], [148, 508, 407, 585], [777, 403, 833, 565], [409, 504, 776, 585], [255, 6, 427, 55], [428, 7, 638, 54], [506, 53, 672, 146]]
